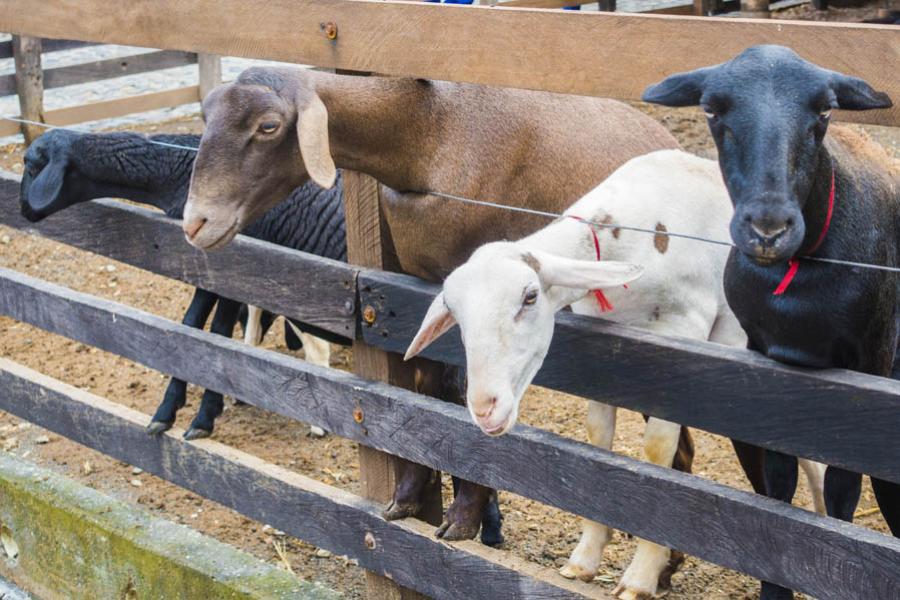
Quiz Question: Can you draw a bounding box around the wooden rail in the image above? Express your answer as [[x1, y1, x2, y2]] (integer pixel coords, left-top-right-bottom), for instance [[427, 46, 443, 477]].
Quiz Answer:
[[2, 177, 898, 484], [0, 50, 197, 96], [0, 360, 598, 600], [0, 268, 898, 600], [0, 0, 897, 126]]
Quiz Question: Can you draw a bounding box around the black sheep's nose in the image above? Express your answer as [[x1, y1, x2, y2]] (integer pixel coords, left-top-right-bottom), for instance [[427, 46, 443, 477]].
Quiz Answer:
[[749, 219, 790, 244]]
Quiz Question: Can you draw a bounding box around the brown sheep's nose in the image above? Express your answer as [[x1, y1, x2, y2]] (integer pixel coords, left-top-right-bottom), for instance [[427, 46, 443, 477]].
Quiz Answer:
[[183, 217, 207, 240]]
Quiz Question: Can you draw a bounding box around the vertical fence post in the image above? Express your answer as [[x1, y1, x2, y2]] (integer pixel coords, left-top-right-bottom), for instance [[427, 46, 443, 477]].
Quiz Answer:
[[12, 35, 44, 145], [693, 0, 717, 16], [343, 171, 441, 600], [741, 0, 770, 17], [197, 54, 222, 100]]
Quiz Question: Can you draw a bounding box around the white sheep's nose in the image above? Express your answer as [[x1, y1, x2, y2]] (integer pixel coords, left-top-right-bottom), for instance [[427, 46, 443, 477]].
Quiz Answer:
[[471, 395, 497, 420], [183, 217, 207, 240]]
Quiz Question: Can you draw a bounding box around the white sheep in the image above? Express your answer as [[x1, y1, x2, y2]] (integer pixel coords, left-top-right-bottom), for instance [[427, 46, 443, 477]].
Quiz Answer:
[[406, 149, 826, 599]]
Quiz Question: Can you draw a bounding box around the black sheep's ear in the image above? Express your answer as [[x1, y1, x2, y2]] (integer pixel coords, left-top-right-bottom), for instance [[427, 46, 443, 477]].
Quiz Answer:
[[831, 74, 893, 111], [23, 157, 66, 212], [642, 66, 715, 107]]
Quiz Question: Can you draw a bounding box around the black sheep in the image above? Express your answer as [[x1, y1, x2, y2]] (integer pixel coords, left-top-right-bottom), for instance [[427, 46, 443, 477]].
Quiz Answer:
[[644, 45, 899, 600], [19, 129, 347, 440]]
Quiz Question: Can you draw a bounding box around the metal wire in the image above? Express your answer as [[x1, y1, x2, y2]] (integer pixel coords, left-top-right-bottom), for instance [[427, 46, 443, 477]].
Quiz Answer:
[[5, 112, 900, 275]]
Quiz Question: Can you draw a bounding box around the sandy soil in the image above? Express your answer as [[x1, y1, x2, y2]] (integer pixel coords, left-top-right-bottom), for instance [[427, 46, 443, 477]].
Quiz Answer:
[[1, 9, 897, 597]]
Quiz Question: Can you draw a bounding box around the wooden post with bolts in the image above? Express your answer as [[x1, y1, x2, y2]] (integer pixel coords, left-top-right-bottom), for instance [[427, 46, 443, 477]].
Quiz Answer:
[[12, 35, 44, 145], [343, 169, 441, 600]]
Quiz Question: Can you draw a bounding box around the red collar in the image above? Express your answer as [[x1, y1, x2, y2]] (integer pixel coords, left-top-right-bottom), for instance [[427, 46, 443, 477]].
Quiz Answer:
[[773, 168, 835, 296], [568, 215, 614, 312]]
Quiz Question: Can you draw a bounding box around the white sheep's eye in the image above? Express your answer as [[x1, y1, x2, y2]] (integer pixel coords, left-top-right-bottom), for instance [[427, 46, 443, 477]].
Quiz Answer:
[[523, 289, 538, 306], [258, 121, 280, 134]]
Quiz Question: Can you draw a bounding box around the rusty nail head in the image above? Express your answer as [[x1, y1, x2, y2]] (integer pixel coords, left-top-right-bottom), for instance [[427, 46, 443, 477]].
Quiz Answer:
[[363, 305, 376, 324], [323, 22, 338, 40], [353, 407, 364, 423], [364, 532, 376, 550]]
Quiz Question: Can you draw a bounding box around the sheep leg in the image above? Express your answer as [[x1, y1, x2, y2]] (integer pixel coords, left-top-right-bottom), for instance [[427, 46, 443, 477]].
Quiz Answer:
[[184, 297, 243, 441], [435, 365, 503, 544], [384, 359, 444, 522], [613, 418, 682, 600], [798, 458, 827, 515], [561, 402, 617, 582], [148, 288, 217, 436], [871, 478, 900, 536], [760, 450, 799, 600]]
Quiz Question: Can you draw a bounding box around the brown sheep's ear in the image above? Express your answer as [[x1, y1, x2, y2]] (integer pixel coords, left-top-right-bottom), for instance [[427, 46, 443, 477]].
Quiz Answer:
[[296, 94, 337, 189]]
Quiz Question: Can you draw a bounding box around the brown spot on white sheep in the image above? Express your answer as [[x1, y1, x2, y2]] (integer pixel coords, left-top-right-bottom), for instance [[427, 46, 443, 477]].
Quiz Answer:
[[601, 214, 621, 239], [651, 306, 661, 321], [654, 223, 669, 254], [521, 252, 541, 273]]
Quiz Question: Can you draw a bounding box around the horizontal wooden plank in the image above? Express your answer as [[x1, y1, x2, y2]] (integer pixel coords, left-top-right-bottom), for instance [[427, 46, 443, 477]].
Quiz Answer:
[[0, 359, 598, 600], [0, 86, 200, 137], [0, 268, 897, 600], [0, 179, 356, 338], [3, 173, 899, 482], [0, 38, 99, 60], [0, 1, 896, 126], [358, 268, 900, 485], [0, 50, 197, 96]]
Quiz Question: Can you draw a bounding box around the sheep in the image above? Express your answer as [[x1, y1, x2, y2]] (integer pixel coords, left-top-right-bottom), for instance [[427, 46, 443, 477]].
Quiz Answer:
[[643, 44, 899, 600], [404, 149, 827, 599], [177, 66, 688, 554], [19, 129, 344, 440]]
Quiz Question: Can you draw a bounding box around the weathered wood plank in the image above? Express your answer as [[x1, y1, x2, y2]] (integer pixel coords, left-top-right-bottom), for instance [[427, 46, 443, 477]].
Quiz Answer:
[[0, 268, 897, 600], [11, 35, 43, 144], [358, 269, 900, 485], [0, 50, 197, 96], [0, 38, 97, 61], [0, 1, 897, 126], [0, 359, 600, 600], [0, 183, 356, 338], [3, 174, 900, 482], [0, 86, 201, 137]]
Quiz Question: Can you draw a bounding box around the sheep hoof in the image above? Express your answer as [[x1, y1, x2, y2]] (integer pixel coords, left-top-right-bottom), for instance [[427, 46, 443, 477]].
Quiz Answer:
[[308, 425, 327, 438], [658, 550, 685, 591], [612, 583, 655, 600], [382, 500, 420, 521], [434, 519, 479, 541], [183, 427, 212, 441], [146, 421, 173, 436], [559, 563, 597, 583]]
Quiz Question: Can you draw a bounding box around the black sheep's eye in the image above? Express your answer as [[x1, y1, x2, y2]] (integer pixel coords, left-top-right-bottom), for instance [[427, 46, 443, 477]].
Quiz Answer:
[[523, 289, 538, 306], [258, 121, 280, 134], [702, 105, 717, 120], [819, 108, 832, 120]]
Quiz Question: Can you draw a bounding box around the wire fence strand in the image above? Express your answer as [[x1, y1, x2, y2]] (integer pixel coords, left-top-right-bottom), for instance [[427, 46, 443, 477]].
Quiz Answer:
[[5, 113, 900, 275]]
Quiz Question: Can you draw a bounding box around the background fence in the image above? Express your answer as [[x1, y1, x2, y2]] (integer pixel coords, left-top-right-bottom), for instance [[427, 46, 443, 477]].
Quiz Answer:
[[0, 1, 898, 599]]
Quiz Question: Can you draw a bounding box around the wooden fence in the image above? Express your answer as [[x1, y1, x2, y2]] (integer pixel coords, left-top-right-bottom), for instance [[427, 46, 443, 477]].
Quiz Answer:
[[0, 2, 899, 599], [0, 36, 220, 140]]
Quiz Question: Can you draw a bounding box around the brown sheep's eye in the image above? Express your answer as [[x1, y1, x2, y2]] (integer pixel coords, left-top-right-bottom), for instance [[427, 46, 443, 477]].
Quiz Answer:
[[258, 122, 280, 134], [523, 289, 538, 306]]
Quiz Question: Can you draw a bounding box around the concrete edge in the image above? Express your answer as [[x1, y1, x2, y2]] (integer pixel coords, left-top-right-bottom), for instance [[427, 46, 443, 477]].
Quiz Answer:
[[0, 451, 341, 600]]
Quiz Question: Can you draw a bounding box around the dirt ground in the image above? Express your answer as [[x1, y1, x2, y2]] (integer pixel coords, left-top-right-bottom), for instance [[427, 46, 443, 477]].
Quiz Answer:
[[1, 8, 898, 599]]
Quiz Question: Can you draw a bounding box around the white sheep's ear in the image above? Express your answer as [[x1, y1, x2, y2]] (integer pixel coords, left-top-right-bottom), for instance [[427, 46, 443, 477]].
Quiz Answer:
[[405, 292, 457, 361], [296, 94, 337, 189], [530, 250, 644, 290]]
